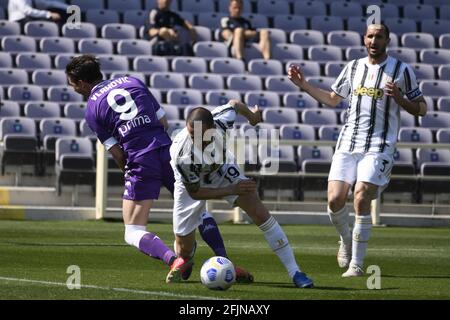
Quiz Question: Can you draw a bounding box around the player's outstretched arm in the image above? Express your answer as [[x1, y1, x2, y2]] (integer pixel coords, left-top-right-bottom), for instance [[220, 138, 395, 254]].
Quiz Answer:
[[385, 82, 427, 116], [229, 100, 262, 126], [109, 144, 127, 172], [186, 179, 257, 200], [288, 64, 343, 108]]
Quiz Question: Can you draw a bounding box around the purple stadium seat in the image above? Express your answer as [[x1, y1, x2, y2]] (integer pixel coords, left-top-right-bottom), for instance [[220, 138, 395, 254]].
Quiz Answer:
[[293, 1, 326, 16], [16, 53, 51, 70], [310, 16, 344, 34], [70, 0, 105, 9], [401, 32, 435, 49], [398, 127, 433, 143], [419, 80, 450, 97], [439, 34, 450, 49], [0, 101, 21, 117], [419, 111, 450, 129], [248, 59, 283, 76], [159, 104, 180, 121], [101, 23, 136, 40], [40, 118, 77, 150], [245, 14, 269, 29], [24, 101, 60, 119], [409, 63, 436, 81], [416, 148, 450, 178], [205, 90, 241, 105], [263, 108, 299, 125], [244, 91, 280, 108], [297, 146, 334, 172], [256, 0, 290, 16], [210, 58, 245, 75], [422, 0, 450, 4], [387, 47, 417, 63], [270, 43, 303, 62], [234, 42, 262, 61], [421, 19, 450, 37], [283, 92, 320, 109], [325, 62, 346, 77], [285, 60, 320, 77], [400, 111, 416, 127], [436, 129, 450, 143], [133, 56, 169, 73], [107, 0, 141, 10], [117, 40, 152, 57], [239, 123, 277, 139], [54, 53, 77, 70], [193, 41, 228, 58], [437, 97, 450, 112], [78, 38, 114, 54], [346, 17, 368, 33], [0, 21, 20, 36], [24, 21, 59, 37], [32, 69, 67, 87], [265, 28, 287, 44], [149, 72, 186, 90], [1, 35, 36, 53], [384, 18, 417, 35], [188, 74, 225, 90], [388, 0, 420, 4], [290, 29, 324, 46], [404, 4, 436, 20], [319, 125, 342, 141], [302, 109, 337, 127], [438, 65, 450, 80], [197, 13, 226, 29], [167, 88, 203, 106], [306, 77, 335, 91], [0, 68, 28, 85], [122, 10, 147, 28], [327, 31, 362, 48], [280, 124, 315, 141], [420, 49, 450, 65], [85, 10, 120, 28], [273, 15, 307, 32], [97, 55, 129, 72], [0, 52, 12, 68], [441, 5, 450, 20], [180, 0, 214, 13], [329, 2, 363, 18], [64, 103, 87, 120], [40, 37, 75, 54], [62, 22, 97, 39], [172, 57, 208, 74], [346, 46, 366, 60], [308, 45, 343, 63], [376, 3, 400, 18], [194, 26, 212, 42], [265, 76, 298, 92], [47, 86, 84, 103], [227, 75, 262, 91]]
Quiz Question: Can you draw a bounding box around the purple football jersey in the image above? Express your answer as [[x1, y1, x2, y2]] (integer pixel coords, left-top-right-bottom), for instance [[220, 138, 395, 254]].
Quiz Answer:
[[85, 76, 171, 163]]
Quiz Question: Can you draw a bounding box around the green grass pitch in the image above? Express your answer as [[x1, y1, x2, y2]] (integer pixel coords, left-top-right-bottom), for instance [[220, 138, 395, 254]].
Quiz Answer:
[[0, 220, 449, 300]]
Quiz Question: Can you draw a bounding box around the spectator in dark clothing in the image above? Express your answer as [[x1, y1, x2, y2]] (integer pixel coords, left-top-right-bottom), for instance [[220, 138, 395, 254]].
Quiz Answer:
[[220, 0, 271, 60]]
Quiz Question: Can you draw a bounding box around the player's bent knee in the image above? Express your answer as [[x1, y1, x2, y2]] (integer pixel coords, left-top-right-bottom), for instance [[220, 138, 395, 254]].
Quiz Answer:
[[328, 196, 346, 213]]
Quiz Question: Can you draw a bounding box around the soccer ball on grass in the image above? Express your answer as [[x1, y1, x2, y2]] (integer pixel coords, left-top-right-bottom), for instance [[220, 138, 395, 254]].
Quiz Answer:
[[200, 256, 236, 290]]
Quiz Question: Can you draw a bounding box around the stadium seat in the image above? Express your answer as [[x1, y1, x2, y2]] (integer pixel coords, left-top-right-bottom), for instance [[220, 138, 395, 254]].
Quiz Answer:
[[421, 19, 450, 37], [227, 75, 262, 91], [210, 58, 245, 75], [245, 14, 269, 29], [54, 53, 77, 70], [290, 30, 324, 46], [235, 42, 263, 61], [324, 62, 346, 78], [248, 59, 283, 76], [148, 88, 162, 102], [327, 31, 362, 48], [307, 77, 335, 92], [297, 145, 334, 195], [272, 43, 304, 62], [404, 4, 437, 20], [438, 65, 450, 80], [437, 97, 450, 112], [122, 10, 147, 28], [62, 22, 97, 39], [149, 72, 186, 90], [419, 80, 450, 97], [302, 109, 338, 127], [375, 3, 400, 18], [85, 10, 120, 27], [422, 0, 450, 5], [24, 21, 59, 37], [70, 0, 105, 9], [194, 26, 212, 42], [95, 55, 129, 73], [265, 28, 287, 44], [258, 145, 297, 178], [167, 120, 185, 138], [101, 23, 136, 40], [158, 104, 179, 121], [205, 90, 241, 106], [310, 16, 344, 34], [409, 63, 436, 81], [398, 127, 433, 143], [40, 118, 77, 166], [40, 37, 75, 54], [244, 91, 280, 108], [239, 123, 277, 139], [107, 0, 141, 10], [78, 38, 114, 55], [285, 60, 320, 77], [8, 85, 44, 103], [55, 137, 95, 195], [420, 49, 450, 65], [385, 148, 418, 196], [166, 89, 203, 106], [263, 108, 299, 125], [387, 47, 417, 63], [416, 148, 450, 194], [401, 33, 435, 49], [47, 86, 84, 103], [308, 45, 343, 62], [193, 41, 228, 58], [0, 20, 20, 37], [346, 46, 366, 60], [0, 52, 12, 68], [79, 119, 95, 140], [384, 18, 417, 35], [436, 129, 450, 143], [197, 13, 226, 30], [172, 57, 208, 74], [441, 5, 450, 20], [63, 103, 86, 120], [318, 125, 342, 141], [116, 40, 152, 57], [256, 0, 290, 16], [419, 111, 450, 129], [0, 68, 28, 85], [265, 76, 298, 92], [439, 34, 450, 49], [388, 0, 420, 4], [293, 1, 326, 16], [1, 35, 36, 53], [24, 101, 60, 120], [188, 73, 224, 90], [280, 124, 315, 141], [400, 111, 416, 127], [16, 53, 51, 70], [0, 117, 38, 175], [283, 92, 320, 109], [329, 2, 363, 18], [0, 101, 21, 118], [273, 15, 307, 32], [346, 17, 369, 33], [133, 56, 169, 73], [180, 0, 215, 12]]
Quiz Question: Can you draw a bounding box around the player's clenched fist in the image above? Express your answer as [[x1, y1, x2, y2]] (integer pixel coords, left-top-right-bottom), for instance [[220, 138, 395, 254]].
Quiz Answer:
[[288, 64, 306, 88], [231, 179, 257, 195]]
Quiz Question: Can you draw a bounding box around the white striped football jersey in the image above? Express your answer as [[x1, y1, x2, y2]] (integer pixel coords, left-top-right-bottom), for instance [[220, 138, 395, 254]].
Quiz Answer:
[[331, 56, 423, 155]]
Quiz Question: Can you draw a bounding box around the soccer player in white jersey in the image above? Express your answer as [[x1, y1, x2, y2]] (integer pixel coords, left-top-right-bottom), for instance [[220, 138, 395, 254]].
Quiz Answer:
[[288, 24, 428, 277], [167, 100, 314, 288]]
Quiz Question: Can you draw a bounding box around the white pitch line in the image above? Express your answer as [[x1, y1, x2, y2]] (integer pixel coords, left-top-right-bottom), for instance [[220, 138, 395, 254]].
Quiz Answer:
[[0, 276, 227, 300]]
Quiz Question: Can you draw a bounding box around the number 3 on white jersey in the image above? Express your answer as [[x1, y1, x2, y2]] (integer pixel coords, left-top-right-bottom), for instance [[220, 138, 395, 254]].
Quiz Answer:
[[107, 88, 138, 121]]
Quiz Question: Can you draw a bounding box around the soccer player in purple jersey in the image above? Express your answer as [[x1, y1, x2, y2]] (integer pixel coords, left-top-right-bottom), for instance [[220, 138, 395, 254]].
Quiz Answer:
[[65, 55, 252, 282]]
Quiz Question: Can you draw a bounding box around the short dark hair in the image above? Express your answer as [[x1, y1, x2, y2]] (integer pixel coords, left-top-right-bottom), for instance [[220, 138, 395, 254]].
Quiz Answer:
[[65, 55, 103, 83], [186, 107, 214, 129], [366, 23, 390, 39]]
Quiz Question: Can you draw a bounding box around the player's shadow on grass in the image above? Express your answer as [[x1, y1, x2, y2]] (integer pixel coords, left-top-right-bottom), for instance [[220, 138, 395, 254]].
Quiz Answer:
[[383, 274, 450, 280]]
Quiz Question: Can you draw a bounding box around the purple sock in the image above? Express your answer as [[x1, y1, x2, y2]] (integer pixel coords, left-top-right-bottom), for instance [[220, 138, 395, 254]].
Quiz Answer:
[[138, 233, 175, 266], [198, 217, 228, 257]]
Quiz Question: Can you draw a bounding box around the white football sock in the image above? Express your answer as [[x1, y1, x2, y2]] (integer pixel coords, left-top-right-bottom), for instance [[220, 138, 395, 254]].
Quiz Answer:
[[350, 215, 372, 268], [259, 216, 300, 278], [328, 206, 351, 244]]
